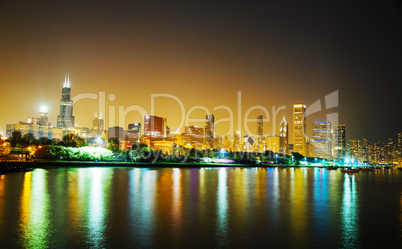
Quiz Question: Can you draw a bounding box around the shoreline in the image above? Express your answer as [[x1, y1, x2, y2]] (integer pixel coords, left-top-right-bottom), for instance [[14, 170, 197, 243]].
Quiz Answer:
[[1, 160, 395, 170]]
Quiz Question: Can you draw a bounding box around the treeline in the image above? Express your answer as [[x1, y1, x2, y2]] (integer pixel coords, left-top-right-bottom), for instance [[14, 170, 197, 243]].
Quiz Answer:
[[8, 131, 86, 148]]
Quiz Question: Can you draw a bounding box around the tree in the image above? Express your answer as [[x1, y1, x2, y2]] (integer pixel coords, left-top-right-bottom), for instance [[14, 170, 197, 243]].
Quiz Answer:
[[62, 133, 78, 147], [22, 133, 38, 147], [39, 137, 52, 145], [108, 138, 120, 154], [9, 130, 23, 148]]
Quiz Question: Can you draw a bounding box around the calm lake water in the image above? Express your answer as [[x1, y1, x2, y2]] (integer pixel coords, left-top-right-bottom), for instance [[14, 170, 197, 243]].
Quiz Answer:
[[0, 167, 401, 248]]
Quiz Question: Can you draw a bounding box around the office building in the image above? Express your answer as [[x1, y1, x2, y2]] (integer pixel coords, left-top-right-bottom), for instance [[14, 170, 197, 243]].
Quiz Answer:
[[312, 121, 332, 160], [293, 103, 306, 156], [333, 124, 346, 160], [57, 74, 75, 129], [279, 117, 288, 155], [348, 140, 360, 163], [205, 115, 214, 148], [143, 115, 168, 138]]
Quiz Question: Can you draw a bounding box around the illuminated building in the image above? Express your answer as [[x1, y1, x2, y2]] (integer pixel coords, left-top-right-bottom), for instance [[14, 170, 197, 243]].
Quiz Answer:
[[288, 144, 294, 154], [361, 138, 371, 163], [266, 136, 280, 153], [205, 115, 214, 148], [183, 125, 204, 146], [57, 74, 75, 129], [39, 106, 49, 125], [125, 122, 141, 143], [333, 124, 346, 160], [293, 103, 306, 156], [398, 132, 402, 151], [279, 117, 288, 155], [306, 141, 314, 157], [312, 120, 332, 160], [257, 114, 264, 144], [153, 140, 174, 154], [233, 131, 241, 152], [385, 138, 396, 163], [143, 115, 168, 138], [92, 113, 104, 137], [348, 140, 360, 163]]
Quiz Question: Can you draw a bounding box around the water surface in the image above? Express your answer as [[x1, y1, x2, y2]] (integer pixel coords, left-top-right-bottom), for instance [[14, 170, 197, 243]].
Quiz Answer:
[[0, 167, 401, 248]]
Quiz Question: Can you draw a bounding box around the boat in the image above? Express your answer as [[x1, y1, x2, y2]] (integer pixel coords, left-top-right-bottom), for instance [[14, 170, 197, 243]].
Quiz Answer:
[[341, 168, 360, 173]]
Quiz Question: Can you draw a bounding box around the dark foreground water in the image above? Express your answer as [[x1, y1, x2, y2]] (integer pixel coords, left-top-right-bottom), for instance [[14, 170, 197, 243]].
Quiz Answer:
[[0, 167, 401, 248]]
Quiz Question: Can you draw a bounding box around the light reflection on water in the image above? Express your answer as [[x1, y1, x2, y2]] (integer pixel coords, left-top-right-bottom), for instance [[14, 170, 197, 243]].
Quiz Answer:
[[0, 167, 399, 248], [341, 174, 359, 248], [216, 168, 228, 248], [19, 169, 51, 248]]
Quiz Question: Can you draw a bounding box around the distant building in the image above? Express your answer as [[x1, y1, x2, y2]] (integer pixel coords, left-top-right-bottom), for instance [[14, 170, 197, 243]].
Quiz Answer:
[[143, 115, 167, 138], [108, 126, 124, 140], [306, 141, 314, 157], [183, 125, 204, 146], [279, 117, 288, 155], [205, 115, 214, 148], [233, 131, 241, 152], [257, 114, 264, 144], [348, 140, 360, 163], [57, 74, 75, 129], [398, 132, 402, 151], [39, 106, 49, 125], [361, 138, 371, 162], [293, 103, 306, 156], [266, 136, 280, 153], [312, 121, 332, 160], [92, 113, 104, 137], [125, 122, 141, 143], [333, 124, 346, 160]]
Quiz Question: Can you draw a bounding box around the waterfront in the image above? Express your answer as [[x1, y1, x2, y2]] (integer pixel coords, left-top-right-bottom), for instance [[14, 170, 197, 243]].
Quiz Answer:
[[0, 167, 401, 248]]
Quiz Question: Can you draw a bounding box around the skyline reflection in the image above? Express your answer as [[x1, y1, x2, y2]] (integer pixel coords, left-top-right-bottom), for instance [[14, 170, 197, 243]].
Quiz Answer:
[[0, 167, 398, 248]]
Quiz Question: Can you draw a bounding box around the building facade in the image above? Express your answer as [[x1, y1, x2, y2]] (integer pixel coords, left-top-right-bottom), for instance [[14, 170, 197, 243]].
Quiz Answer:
[[279, 117, 288, 155], [57, 74, 75, 129], [333, 124, 346, 160], [293, 103, 306, 156], [312, 121, 332, 160], [205, 115, 215, 148]]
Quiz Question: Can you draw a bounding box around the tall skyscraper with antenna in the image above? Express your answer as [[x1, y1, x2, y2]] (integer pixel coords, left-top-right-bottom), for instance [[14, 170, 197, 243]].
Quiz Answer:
[[57, 74, 75, 129]]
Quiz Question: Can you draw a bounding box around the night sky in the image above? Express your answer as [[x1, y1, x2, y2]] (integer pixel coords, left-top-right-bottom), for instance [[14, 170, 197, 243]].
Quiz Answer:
[[0, 0, 401, 142]]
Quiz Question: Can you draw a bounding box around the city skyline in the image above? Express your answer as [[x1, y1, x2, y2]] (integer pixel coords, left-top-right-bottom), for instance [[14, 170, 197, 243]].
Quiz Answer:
[[0, 0, 401, 143], [2, 77, 401, 145]]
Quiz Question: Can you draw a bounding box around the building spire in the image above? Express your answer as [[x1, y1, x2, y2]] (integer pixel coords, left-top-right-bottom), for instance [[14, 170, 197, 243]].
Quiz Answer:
[[67, 73, 70, 88]]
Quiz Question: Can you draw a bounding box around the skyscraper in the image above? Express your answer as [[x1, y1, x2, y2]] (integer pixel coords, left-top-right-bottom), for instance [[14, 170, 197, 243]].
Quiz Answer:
[[361, 138, 371, 162], [312, 120, 332, 160], [143, 115, 167, 138], [279, 116, 288, 155], [205, 115, 214, 148], [333, 124, 346, 160], [257, 114, 263, 143], [348, 140, 360, 163], [39, 106, 49, 125], [293, 103, 306, 156], [57, 74, 75, 129], [92, 113, 104, 137]]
